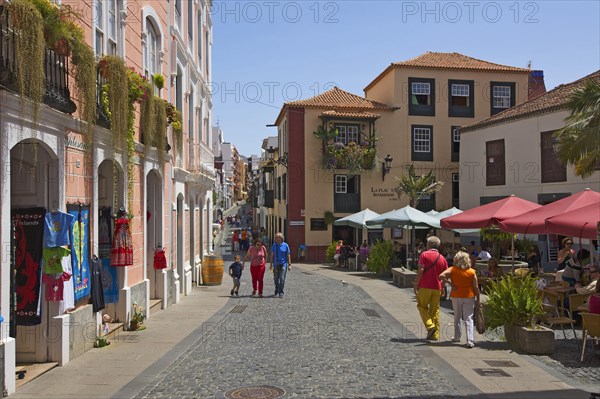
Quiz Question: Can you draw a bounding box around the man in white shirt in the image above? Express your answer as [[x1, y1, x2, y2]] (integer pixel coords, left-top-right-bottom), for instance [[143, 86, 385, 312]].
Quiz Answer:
[[477, 245, 492, 261]]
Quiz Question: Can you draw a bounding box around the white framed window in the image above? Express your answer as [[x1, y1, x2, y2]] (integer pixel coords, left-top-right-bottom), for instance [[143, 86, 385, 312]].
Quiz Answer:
[[335, 175, 347, 193], [347, 126, 359, 143], [412, 82, 430, 95], [451, 84, 469, 97], [94, 0, 122, 57], [334, 124, 359, 145], [175, 0, 182, 31], [413, 128, 431, 153], [493, 86, 511, 108], [452, 127, 460, 142], [335, 126, 346, 144], [145, 19, 158, 78], [187, 0, 193, 48], [197, 11, 203, 68]]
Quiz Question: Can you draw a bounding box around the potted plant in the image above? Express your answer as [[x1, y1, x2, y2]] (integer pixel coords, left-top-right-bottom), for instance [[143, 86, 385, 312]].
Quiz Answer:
[[129, 303, 146, 331], [366, 240, 394, 277], [484, 274, 554, 354]]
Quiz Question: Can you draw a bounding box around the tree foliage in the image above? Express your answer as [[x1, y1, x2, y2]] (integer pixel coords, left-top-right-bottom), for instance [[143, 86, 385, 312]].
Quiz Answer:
[[554, 77, 600, 177], [394, 164, 444, 208]]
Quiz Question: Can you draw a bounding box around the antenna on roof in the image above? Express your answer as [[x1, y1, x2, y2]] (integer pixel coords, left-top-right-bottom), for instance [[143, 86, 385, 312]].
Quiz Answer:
[[527, 60, 532, 69]]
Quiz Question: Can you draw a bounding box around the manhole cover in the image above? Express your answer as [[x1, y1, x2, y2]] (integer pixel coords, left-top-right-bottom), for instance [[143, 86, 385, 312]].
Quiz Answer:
[[225, 385, 285, 399], [473, 368, 511, 377], [362, 308, 381, 318], [484, 360, 519, 368]]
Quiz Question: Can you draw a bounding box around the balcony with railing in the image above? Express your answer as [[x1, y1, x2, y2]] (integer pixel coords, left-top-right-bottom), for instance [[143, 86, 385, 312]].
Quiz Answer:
[[334, 193, 360, 213], [0, 6, 76, 114]]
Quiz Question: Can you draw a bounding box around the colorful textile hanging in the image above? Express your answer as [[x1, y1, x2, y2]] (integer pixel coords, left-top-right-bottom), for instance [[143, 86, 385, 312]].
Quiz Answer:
[[98, 207, 112, 258], [111, 217, 133, 266], [100, 257, 119, 303], [68, 204, 91, 301], [12, 207, 46, 326]]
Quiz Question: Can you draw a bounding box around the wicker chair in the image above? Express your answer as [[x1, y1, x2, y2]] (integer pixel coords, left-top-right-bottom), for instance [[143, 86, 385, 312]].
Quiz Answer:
[[580, 312, 600, 361], [540, 290, 578, 342]]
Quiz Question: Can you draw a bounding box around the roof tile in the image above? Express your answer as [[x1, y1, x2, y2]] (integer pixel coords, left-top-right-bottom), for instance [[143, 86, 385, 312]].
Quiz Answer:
[[461, 70, 600, 132], [392, 52, 531, 72], [285, 87, 395, 110]]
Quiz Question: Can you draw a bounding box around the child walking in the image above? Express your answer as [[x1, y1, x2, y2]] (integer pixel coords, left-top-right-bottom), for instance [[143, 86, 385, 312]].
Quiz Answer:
[[229, 255, 243, 296]]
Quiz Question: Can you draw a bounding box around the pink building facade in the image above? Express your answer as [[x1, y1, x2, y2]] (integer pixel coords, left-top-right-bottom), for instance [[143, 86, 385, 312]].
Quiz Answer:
[[0, 0, 214, 394]]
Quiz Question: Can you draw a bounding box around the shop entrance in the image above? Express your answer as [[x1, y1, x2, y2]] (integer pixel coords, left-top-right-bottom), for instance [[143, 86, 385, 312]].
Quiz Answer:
[[146, 169, 164, 299], [10, 140, 58, 363]]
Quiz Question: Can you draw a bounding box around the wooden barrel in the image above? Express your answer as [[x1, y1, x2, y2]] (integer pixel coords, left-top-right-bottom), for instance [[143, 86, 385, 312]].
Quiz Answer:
[[202, 255, 224, 286]]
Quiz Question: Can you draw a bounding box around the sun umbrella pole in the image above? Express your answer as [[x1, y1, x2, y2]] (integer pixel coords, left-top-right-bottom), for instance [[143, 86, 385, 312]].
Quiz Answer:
[[511, 234, 515, 273]]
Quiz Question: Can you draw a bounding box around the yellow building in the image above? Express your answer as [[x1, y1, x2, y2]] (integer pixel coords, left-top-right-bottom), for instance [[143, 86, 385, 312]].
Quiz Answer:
[[272, 52, 536, 262]]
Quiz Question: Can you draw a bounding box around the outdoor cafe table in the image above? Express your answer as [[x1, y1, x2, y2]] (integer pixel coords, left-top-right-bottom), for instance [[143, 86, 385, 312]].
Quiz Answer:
[[546, 285, 575, 316], [576, 302, 590, 312]]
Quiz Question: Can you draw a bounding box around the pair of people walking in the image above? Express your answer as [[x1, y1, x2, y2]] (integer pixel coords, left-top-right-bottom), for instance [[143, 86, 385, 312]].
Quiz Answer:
[[229, 232, 291, 298], [414, 236, 480, 348]]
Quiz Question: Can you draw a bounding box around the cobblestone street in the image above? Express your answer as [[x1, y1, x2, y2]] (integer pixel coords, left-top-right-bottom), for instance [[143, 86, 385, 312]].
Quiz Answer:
[[124, 266, 479, 399]]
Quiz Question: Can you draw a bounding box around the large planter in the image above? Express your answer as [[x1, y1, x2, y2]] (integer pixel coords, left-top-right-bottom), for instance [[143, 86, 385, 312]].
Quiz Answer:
[[517, 325, 555, 355], [504, 323, 519, 346], [504, 323, 555, 354]]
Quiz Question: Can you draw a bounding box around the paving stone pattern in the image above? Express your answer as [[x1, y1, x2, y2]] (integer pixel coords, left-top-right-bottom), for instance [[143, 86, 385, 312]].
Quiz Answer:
[[130, 269, 476, 398]]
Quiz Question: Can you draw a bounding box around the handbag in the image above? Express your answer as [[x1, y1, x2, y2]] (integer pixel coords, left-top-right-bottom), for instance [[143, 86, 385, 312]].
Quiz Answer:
[[474, 301, 486, 334]]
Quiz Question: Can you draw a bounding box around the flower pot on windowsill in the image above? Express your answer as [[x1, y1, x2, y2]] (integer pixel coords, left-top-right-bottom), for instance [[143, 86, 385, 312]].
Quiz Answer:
[[52, 38, 71, 56], [129, 320, 140, 331]]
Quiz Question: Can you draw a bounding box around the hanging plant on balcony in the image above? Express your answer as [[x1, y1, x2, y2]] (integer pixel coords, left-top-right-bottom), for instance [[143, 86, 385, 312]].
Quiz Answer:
[[322, 142, 377, 174], [153, 98, 168, 171], [165, 102, 183, 162], [8, 0, 45, 164], [27, 0, 96, 140]]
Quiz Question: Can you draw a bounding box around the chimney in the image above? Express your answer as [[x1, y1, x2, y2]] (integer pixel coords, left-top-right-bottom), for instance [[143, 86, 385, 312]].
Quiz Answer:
[[528, 70, 547, 100]]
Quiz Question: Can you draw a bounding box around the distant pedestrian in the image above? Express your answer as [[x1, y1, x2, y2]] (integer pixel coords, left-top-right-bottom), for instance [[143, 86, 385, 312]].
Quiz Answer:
[[232, 230, 239, 252], [243, 238, 268, 298], [413, 236, 448, 341], [270, 232, 291, 298], [241, 229, 248, 251], [439, 251, 480, 348], [228, 255, 243, 296]]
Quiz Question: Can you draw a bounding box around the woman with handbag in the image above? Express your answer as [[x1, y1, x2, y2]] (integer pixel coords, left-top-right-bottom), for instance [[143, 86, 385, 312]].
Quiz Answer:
[[439, 251, 481, 348]]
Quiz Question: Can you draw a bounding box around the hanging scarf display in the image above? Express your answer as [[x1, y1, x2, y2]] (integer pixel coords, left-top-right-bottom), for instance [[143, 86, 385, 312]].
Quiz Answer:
[[11, 207, 46, 326], [68, 204, 91, 301]]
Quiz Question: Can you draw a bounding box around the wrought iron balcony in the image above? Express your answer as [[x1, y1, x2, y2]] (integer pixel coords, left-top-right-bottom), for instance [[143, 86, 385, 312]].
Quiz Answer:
[[0, 7, 76, 114], [334, 193, 361, 213]]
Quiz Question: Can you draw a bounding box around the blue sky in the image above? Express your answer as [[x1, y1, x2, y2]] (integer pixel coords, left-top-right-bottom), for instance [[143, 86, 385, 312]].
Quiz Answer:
[[211, 1, 600, 157]]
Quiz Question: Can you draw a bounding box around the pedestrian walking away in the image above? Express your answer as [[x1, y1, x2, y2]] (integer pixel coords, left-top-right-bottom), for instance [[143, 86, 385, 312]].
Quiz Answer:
[[243, 238, 268, 297], [228, 255, 243, 296], [270, 232, 291, 298], [413, 235, 448, 341], [439, 250, 480, 348]]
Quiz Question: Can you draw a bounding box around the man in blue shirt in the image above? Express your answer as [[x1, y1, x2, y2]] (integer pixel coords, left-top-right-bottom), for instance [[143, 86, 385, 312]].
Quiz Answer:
[[270, 232, 291, 298]]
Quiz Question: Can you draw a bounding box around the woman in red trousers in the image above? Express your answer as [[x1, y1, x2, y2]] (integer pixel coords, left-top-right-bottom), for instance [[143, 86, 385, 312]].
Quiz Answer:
[[243, 238, 268, 297]]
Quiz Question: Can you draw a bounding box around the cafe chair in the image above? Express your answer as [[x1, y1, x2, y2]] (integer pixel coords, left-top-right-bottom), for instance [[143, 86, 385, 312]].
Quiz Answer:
[[569, 293, 591, 317], [580, 312, 600, 361], [540, 291, 578, 342]]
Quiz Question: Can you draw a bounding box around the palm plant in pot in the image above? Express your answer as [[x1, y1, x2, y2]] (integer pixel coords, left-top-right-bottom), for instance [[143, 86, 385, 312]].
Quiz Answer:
[[484, 274, 554, 354]]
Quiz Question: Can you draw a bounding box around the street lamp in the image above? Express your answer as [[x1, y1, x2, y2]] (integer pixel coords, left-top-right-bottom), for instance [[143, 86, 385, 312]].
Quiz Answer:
[[382, 154, 393, 181], [266, 146, 287, 167]]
